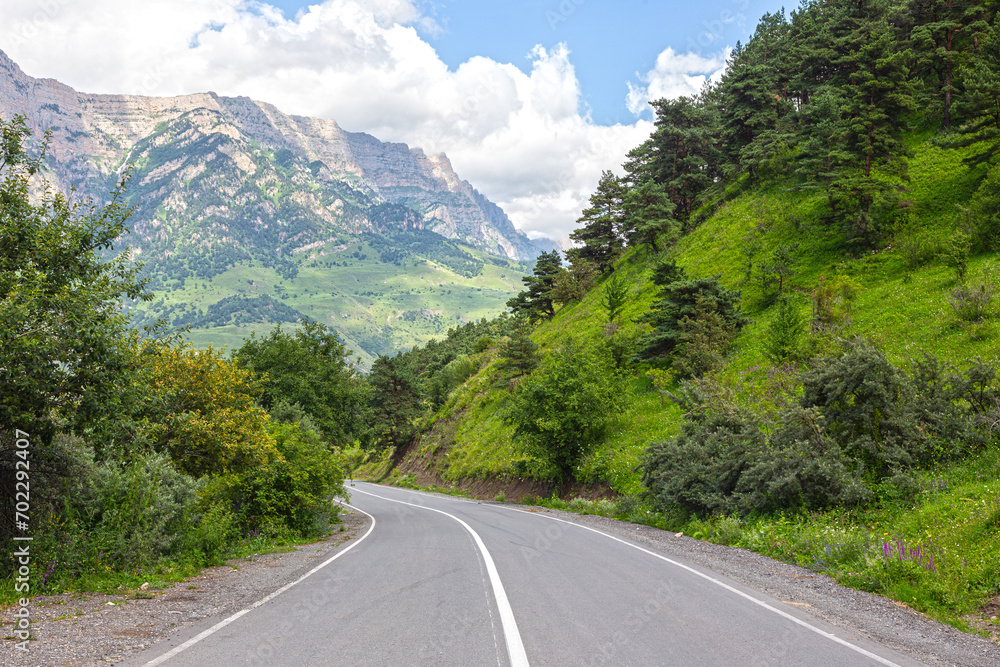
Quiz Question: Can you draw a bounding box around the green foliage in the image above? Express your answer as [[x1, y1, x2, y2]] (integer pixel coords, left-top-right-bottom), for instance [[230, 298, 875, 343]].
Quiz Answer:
[[503, 340, 621, 480], [368, 353, 423, 450], [0, 114, 148, 446], [942, 229, 973, 282], [202, 421, 346, 538], [765, 296, 807, 362], [497, 320, 541, 379], [634, 275, 748, 365], [507, 250, 564, 322], [810, 273, 860, 335], [551, 258, 597, 306], [566, 171, 626, 272], [427, 355, 479, 408], [622, 179, 678, 252], [947, 280, 995, 322], [670, 295, 742, 379], [599, 272, 631, 324], [644, 341, 996, 518], [234, 319, 369, 447]]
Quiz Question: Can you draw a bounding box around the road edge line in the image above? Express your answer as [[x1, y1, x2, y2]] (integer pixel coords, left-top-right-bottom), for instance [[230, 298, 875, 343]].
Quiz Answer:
[[506, 507, 900, 667], [142, 502, 376, 667]]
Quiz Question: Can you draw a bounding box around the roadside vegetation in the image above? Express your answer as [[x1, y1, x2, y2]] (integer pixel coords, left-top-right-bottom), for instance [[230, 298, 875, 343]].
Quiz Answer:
[[352, 0, 1000, 635], [0, 116, 354, 605]]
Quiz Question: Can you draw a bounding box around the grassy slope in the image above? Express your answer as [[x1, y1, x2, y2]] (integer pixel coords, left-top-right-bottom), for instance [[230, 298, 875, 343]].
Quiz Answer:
[[133, 240, 525, 367], [397, 135, 1000, 632]]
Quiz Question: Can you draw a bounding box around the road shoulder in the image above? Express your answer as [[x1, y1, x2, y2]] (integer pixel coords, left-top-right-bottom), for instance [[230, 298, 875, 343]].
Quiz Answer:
[[0, 509, 370, 667]]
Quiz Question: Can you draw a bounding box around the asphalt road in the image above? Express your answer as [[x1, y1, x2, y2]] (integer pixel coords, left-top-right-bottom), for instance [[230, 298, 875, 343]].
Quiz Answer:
[[127, 482, 926, 666]]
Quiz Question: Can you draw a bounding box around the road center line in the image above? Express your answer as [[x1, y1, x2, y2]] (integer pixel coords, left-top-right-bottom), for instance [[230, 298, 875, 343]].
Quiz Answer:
[[143, 503, 377, 667], [352, 487, 530, 667], [507, 507, 901, 667]]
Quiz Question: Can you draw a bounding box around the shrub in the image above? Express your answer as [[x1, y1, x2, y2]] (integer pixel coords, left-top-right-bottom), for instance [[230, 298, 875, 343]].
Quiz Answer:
[[504, 340, 621, 480], [642, 410, 764, 516], [203, 421, 347, 538], [942, 230, 973, 282], [734, 406, 869, 513], [800, 339, 918, 472], [947, 281, 994, 322], [765, 296, 806, 362]]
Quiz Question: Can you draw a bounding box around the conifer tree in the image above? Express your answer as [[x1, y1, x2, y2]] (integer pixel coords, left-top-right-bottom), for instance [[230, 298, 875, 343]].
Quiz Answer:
[[368, 353, 422, 450], [717, 12, 793, 181], [908, 0, 989, 129], [946, 13, 1000, 165], [506, 250, 564, 322], [625, 95, 721, 230], [833, 17, 916, 245], [622, 179, 677, 252], [567, 171, 626, 273]]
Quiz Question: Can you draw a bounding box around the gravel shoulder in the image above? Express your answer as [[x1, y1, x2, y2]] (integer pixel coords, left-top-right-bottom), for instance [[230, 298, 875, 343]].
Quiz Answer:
[[525, 505, 1000, 667], [0, 509, 370, 667]]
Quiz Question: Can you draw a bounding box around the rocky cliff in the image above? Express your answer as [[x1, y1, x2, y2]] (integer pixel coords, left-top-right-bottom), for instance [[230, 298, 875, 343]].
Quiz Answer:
[[0, 49, 539, 262]]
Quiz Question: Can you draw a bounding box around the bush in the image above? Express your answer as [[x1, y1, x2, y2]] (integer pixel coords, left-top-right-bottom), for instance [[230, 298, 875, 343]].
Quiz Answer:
[[947, 281, 994, 322], [735, 406, 869, 513], [765, 296, 806, 362], [642, 410, 764, 516], [503, 340, 621, 480], [33, 450, 200, 590], [643, 342, 997, 518], [203, 421, 347, 538]]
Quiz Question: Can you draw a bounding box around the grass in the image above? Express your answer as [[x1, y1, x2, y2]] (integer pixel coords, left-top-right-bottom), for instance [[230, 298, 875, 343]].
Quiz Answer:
[[665, 445, 1000, 631]]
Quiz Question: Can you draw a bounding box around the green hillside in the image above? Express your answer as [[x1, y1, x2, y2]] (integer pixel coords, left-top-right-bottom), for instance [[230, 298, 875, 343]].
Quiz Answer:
[[129, 233, 528, 367], [368, 0, 1000, 633], [397, 133, 996, 490]]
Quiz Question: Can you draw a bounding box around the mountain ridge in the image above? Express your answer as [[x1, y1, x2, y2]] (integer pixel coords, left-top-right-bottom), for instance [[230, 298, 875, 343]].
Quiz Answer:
[[0, 48, 540, 261]]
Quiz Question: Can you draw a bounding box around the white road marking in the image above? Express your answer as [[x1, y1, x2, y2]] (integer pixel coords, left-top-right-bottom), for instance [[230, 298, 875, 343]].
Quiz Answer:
[[353, 487, 530, 667], [143, 503, 377, 666], [507, 507, 902, 667]]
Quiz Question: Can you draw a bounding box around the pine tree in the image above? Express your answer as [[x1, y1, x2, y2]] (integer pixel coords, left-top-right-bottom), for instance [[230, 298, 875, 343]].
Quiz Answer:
[[506, 250, 564, 322], [567, 171, 626, 273], [908, 0, 989, 129], [625, 95, 721, 230], [833, 17, 915, 245], [368, 353, 422, 450], [717, 12, 793, 181], [621, 179, 677, 252], [634, 276, 748, 363], [946, 12, 1000, 165]]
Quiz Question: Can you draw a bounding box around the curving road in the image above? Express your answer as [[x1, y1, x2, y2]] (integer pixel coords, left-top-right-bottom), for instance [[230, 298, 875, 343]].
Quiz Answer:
[[127, 482, 924, 666]]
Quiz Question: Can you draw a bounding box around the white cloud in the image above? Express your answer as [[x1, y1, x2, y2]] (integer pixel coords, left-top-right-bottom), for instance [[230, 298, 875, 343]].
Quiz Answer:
[[0, 0, 653, 243], [626, 47, 729, 116]]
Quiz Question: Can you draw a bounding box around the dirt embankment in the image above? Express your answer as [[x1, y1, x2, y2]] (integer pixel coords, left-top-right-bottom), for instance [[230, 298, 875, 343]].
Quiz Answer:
[[384, 416, 617, 503]]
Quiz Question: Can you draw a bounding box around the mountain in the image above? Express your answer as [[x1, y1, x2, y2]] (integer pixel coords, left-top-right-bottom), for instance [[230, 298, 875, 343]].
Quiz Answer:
[[0, 50, 539, 364]]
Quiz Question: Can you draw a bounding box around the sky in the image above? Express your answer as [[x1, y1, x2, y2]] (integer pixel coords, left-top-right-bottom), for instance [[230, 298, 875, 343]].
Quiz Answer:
[[0, 0, 787, 243]]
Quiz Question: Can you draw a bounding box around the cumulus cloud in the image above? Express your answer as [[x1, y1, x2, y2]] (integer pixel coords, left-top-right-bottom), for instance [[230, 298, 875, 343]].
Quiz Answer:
[[0, 0, 654, 243], [626, 47, 729, 116]]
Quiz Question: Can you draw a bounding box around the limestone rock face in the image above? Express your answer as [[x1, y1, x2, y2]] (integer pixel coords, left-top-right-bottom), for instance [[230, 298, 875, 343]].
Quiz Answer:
[[0, 49, 539, 261]]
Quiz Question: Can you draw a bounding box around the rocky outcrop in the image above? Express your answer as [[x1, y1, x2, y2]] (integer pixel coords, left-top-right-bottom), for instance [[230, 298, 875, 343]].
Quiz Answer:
[[0, 49, 539, 260]]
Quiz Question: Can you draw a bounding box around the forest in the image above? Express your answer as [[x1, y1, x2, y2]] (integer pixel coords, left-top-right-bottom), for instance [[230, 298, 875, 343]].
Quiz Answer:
[[3, 0, 1000, 632]]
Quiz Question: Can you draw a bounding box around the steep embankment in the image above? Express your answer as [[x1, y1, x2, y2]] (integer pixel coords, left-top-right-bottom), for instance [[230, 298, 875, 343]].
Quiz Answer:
[[388, 133, 997, 500]]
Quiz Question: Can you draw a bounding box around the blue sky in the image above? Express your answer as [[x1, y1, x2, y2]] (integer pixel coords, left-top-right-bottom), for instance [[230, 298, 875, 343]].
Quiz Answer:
[[267, 0, 789, 125], [1, 0, 787, 241]]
